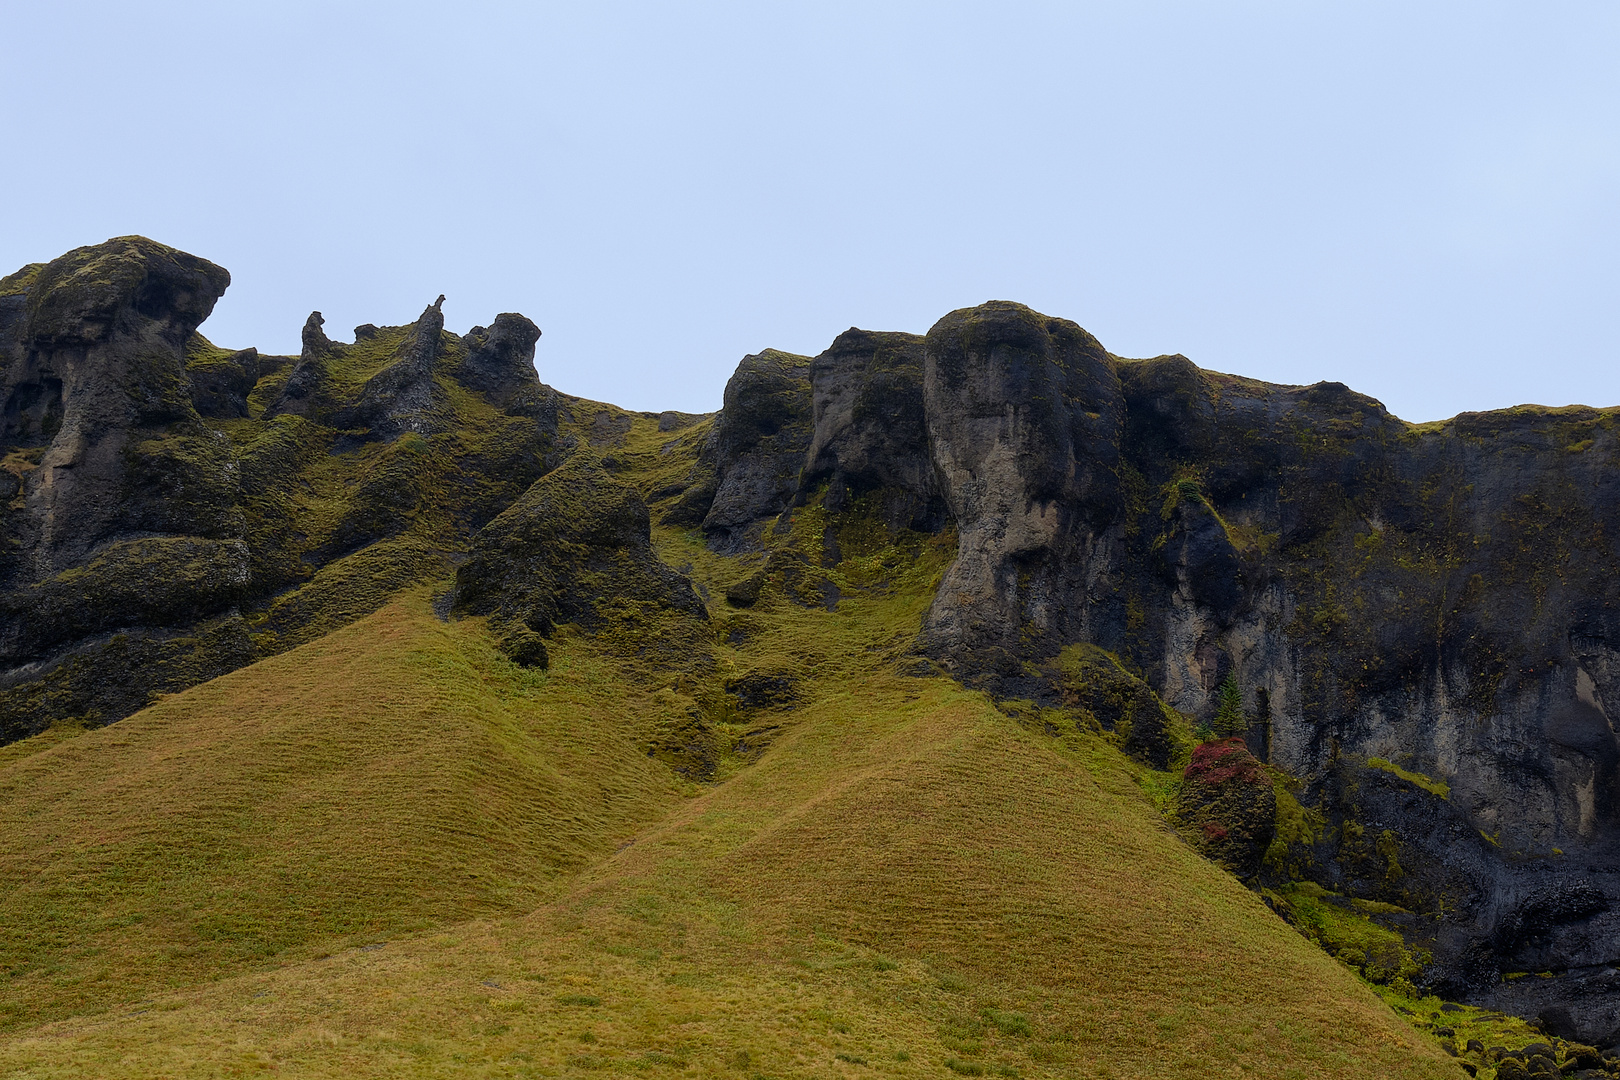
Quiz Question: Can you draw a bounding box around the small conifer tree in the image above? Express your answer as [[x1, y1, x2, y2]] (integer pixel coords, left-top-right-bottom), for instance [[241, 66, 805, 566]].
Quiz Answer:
[[1213, 674, 1245, 736]]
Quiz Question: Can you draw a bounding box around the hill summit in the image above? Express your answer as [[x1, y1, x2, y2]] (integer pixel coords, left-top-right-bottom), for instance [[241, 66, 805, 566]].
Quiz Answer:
[[1, 236, 1617, 1077]]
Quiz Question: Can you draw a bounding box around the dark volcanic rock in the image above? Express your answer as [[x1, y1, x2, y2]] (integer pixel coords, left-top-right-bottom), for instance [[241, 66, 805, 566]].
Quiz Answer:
[[10, 238, 1620, 1034], [799, 328, 943, 531], [268, 311, 340, 417], [1052, 645, 1177, 768], [332, 297, 445, 437], [680, 296, 1620, 1028], [0, 237, 563, 742], [726, 671, 795, 710], [658, 410, 707, 432], [725, 569, 766, 607], [0, 237, 241, 739], [456, 312, 559, 423], [454, 453, 709, 663], [185, 342, 259, 418], [0, 238, 235, 574], [665, 349, 812, 546], [919, 301, 1124, 678]]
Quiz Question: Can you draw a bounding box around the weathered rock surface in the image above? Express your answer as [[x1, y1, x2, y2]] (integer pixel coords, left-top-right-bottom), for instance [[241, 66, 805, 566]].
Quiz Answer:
[[664, 348, 813, 545], [455, 312, 558, 424], [0, 237, 570, 742], [920, 302, 1125, 679], [799, 328, 942, 531], [331, 296, 445, 437], [667, 297, 1620, 1031], [454, 453, 708, 654], [184, 343, 260, 418], [0, 238, 254, 735], [9, 236, 1620, 1036]]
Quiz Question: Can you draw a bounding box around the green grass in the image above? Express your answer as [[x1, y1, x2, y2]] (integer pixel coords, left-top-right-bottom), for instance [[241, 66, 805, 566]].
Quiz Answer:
[[0, 589, 685, 1032], [1366, 756, 1452, 799], [0, 411, 1464, 1077]]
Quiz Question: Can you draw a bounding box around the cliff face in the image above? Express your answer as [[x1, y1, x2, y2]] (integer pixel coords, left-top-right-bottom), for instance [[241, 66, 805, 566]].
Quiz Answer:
[[5, 238, 1619, 1040], [684, 299, 1620, 1036]]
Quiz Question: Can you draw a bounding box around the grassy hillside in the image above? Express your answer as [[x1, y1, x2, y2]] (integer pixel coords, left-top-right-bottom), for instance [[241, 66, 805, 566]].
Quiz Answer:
[[0, 412, 1467, 1078], [0, 590, 686, 1031]]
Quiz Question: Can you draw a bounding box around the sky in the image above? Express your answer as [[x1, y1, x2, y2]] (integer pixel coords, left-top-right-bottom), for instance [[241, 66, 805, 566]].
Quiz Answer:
[[3, 2, 1617, 421]]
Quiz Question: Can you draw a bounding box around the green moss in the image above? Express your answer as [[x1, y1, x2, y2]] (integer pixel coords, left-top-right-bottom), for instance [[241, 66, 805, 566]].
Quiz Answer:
[[23, 237, 228, 348], [3, 536, 248, 664], [183, 331, 241, 370], [1213, 674, 1244, 736], [1366, 757, 1450, 799], [250, 537, 452, 656], [0, 263, 44, 298], [0, 609, 256, 745], [1159, 475, 1205, 518], [341, 325, 442, 405], [1368, 982, 1545, 1063], [1137, 768, 1184, 815], [1263, 781, 1325, 878], [1267, 882, 1428, 985], [1377, 829, 1405, 881]]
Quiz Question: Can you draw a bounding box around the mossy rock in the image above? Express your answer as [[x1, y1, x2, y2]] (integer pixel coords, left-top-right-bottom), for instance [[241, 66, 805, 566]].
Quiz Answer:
[[0, 610, 255, 745], [1177, 737, 1277, 879], [22, 236, 228, 348], [0, 537, 249, 663], [455, 454, 709, 652], [725, 569, 766, 607], [500, 627, 550, 669], [184, 333, 259, 419]]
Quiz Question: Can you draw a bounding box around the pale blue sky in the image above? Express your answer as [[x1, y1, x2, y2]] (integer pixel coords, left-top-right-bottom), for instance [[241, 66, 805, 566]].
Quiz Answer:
[[4, 2, 1617, 420]]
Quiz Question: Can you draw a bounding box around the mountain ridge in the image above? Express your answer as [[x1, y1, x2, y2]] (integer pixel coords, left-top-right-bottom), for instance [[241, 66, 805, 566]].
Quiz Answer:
[[2, 235, 1618, 1076]]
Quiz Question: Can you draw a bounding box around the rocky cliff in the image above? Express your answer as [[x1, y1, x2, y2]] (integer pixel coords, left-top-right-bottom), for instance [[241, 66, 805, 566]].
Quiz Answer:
[[666, 298, 1620, 1041], [5, 237, 1618, 1044], [0, 237, 584, 742]]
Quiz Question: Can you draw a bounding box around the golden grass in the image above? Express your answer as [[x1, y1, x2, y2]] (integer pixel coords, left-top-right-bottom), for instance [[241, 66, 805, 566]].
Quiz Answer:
[[0, 412, 1464, 1076], [0, 592, 684, 1031]]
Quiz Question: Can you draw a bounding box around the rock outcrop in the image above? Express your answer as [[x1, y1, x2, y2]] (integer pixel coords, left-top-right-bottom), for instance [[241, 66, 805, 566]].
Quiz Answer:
[[455, 312, 553, 420], [0, 238, 253, 735], [454, 453, 708, 668], [798, 328, 941, 531], [670, 297, 1620, 1033], [330, 296, 445, 437], [920, 302, 1125, 678], [0, 237, 570, 742], [9, 237, 1620, 1038], [665, 348, 813, 546]]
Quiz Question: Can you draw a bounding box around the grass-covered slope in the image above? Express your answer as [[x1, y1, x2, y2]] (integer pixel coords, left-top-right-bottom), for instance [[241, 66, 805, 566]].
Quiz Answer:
[[0, 680, 1455, 1078], [0, 590, 685, 1032], [0, 415, 1460, 1077]]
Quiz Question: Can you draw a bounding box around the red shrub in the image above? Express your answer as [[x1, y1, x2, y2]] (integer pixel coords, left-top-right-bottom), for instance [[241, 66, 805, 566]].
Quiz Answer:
[[1185, 737, 1264, 786]]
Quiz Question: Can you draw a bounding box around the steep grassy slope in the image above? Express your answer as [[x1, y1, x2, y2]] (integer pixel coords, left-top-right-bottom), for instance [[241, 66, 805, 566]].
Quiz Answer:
[[0, 416, 1462, 1077], [0, 590, 685, 1031], [0, 678, 1458, 1078]]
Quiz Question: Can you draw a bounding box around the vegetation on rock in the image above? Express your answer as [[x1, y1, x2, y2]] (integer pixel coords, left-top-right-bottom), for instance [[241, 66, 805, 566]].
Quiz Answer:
[[1, 237, 1617, 1076]]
